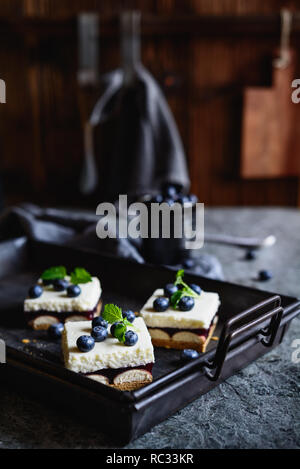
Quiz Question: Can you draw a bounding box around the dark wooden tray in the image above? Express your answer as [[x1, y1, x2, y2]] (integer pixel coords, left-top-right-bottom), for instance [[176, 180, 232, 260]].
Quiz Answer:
[[0, 237, 299, 444]]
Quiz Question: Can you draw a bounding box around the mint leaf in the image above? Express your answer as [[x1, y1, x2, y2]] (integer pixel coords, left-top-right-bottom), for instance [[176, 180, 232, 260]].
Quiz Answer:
[[102, 304, 139, 340], [113, 323, 127, 343], [170, 290, 184, 308], [123, 318, 139, 332], [123, 318, 134, 327], [175, 269, 184, 286], [171, 269, 201, 309], [102, 304, 123, 324], [181, 284, 199, 298], [41, 266, 66, 280], [70, 267, 92, 285]]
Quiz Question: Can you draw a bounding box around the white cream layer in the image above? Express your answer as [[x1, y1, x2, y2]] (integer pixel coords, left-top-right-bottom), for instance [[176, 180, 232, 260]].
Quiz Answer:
[[24, 276, 101, 313], [140, 288, 220, 329], [62, 317, 155, 373]]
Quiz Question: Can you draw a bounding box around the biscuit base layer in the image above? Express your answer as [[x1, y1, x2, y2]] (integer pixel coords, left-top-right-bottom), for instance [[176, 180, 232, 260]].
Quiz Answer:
[[28, 300, 102, 330], [86, 367, 153, 391], [110, 378, 153, 391], [149, 321, 217, 353]]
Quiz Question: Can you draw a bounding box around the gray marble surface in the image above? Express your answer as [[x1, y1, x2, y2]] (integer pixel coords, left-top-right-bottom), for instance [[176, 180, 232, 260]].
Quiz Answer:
[[1, 207, 299, 449]]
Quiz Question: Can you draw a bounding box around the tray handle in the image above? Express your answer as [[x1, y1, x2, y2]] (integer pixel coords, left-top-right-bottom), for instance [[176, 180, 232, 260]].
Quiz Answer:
[[203, 295, 283, 381]]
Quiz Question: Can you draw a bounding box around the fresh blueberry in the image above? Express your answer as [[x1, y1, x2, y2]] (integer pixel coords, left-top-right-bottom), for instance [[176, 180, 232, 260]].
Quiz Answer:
[[258, 270, 273, 281], [151, 194, 164, 203], [48, 323, 64, 339], [177, 195, 190, 205], [190, 283, 201, 295], [53, 278, 69, 291], [76, 335, 95, 352], [124, 330, 138, 346], [67, 284, 81, 297], [164, 184, 178, 198], [28, 284, 43, 299], [91, 326, 108, 342], [180, 349, 200, 362], [92, 316, 108, 329], [164, 283, 178, 297], [188, 194, 198, 204], [245, 249, 256, 260], [182, 258, 195, 269], [164, 197, 175, 206], [178, 296, 195, 311], [111, 322, 125, 338], [122, 310, 136, 323], [153, 297, 170, 312]]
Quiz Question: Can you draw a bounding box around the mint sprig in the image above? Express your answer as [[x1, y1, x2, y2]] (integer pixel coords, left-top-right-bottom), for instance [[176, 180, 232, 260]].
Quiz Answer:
[[102, 304, 138, 343], [70, 267, 92, 285], [102, 304, 123, 324], [171, 269, 201, 309], [174, 269, 185, 286], [113, 323, 127, 343], [41, 266, 66, 281], [170, 290, 184, 308]]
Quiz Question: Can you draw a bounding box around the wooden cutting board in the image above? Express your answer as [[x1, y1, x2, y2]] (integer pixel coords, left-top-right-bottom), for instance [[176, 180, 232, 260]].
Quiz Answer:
[[241, 49, 300, 178]]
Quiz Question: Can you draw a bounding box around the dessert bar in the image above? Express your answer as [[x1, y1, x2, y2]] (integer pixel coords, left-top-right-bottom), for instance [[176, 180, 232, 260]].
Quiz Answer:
[[62, 316, 154, 391], [140, 270, 220, 352], [24, 267, 102, 330]]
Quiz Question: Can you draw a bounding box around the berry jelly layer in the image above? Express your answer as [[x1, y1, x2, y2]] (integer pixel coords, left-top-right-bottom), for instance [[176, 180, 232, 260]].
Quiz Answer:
[[83, 363, 154, 384], [24, 298, 101, 323]]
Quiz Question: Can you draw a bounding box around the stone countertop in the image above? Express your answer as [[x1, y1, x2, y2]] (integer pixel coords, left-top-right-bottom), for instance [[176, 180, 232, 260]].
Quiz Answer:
[[0, 207, 299, 449]]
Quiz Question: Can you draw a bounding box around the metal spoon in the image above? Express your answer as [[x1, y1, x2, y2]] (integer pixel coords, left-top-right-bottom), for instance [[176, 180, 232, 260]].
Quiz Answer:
[[204, 233, 276, 249]]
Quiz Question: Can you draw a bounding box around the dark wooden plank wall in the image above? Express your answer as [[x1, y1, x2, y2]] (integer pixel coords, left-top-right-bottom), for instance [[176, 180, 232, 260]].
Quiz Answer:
[[0, 0, 299, 207]]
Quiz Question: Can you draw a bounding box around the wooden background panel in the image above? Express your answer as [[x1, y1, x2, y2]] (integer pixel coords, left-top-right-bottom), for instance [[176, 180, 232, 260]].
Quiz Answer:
[[187, 28, 299, 206], [0, 0, 299, 207], [189, 0, 289, 15]]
